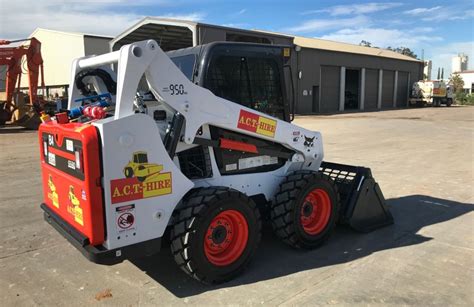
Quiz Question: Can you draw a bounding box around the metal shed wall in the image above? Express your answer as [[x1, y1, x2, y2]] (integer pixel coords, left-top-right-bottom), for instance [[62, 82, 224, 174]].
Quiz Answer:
[[319, 66, 340, 113], [382, 70, 394, 107], [295, 48, 423, 113], [396, 72, 409, 107], [365, 69, 379, 110]]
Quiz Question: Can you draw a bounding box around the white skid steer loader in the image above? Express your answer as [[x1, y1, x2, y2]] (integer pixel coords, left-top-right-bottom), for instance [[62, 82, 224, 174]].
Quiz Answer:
[[38, 40, 393, 284]]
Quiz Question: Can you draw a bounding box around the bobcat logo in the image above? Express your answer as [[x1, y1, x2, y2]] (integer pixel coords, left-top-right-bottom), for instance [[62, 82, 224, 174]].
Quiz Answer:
[[304, 135, 315, 147]]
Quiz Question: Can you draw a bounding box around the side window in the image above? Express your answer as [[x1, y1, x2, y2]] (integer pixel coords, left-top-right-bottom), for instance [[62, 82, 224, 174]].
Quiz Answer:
[[206, 55, 285, 120], [247, 57, 284, 119], [170, 55, 196, 81], [206, 56, 252, 108]]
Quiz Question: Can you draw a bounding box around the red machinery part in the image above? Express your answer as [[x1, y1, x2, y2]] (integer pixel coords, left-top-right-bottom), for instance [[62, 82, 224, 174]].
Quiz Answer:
[[0, 37, 46, 120], [39, 121, 105, 245], [300, 188, 332, 235], [204, 209, 249, 266]]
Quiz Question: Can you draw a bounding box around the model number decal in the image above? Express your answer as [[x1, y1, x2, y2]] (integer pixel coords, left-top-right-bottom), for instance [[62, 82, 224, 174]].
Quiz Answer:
[[169, 84, 186, 95]]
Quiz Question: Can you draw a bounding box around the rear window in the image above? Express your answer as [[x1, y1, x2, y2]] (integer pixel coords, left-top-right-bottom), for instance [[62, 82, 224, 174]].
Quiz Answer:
[[170, 55, 196, 81]]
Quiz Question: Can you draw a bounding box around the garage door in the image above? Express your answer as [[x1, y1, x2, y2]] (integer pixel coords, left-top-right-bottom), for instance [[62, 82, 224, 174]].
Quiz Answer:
[[365, 69, 378, 109], [396, 72, 409, 107], [320, 66, 340, 113], [382, 70, 394, 108]]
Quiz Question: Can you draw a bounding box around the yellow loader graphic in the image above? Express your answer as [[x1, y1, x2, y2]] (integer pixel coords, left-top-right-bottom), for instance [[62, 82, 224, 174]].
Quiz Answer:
[[68, 185, 83, 226], [123, 151, 164, 182], [47, 174, 59, 208]]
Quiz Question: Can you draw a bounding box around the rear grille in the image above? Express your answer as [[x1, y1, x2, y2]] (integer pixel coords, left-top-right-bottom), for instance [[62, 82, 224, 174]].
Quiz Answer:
[[177, 146, 212, 179]]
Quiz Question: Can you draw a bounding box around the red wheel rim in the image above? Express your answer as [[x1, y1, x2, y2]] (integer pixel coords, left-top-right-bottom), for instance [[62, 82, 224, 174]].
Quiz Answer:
[[204, 210, 249, 266], [300, 188, 332, 235]]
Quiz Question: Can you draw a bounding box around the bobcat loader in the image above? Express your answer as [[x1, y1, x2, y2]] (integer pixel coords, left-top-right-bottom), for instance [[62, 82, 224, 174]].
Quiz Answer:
[[38, 40, 393, 284]]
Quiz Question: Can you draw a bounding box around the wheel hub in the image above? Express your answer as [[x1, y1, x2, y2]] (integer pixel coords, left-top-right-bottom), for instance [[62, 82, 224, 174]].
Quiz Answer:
[[302, 201, 313, 217], [204, 210, 249, 266], [211, 225, 228, 244], [300, 188, 332, 235]]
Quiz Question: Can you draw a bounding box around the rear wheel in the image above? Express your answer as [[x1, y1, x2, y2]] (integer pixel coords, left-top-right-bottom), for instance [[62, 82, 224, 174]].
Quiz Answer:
[[270, 171, 339, 249], [170, 187, 261, 284]]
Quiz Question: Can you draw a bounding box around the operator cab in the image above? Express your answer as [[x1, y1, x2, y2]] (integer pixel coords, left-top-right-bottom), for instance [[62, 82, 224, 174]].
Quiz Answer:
[[167, 42, 293, 122]]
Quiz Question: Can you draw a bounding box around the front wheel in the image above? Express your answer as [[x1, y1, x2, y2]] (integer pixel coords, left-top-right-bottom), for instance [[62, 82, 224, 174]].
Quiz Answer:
[[124, 167, 134, 178], [270, 171, 339, 249], [170, 187, 261, 284]]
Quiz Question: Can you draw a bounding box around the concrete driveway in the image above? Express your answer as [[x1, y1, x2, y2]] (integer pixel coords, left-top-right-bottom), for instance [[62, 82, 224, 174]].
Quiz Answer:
[[1, 106, 473, 305]]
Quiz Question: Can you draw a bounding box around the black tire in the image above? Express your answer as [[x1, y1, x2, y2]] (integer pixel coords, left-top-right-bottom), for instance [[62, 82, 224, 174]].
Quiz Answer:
[[270, 171, 339, 249], [170, 187, 261, 284], [124, 167, 134, 178], [447, 98, 453, 107]]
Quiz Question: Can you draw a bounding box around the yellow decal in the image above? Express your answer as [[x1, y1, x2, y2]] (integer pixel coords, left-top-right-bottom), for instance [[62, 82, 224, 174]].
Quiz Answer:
[[67, 185, 84, 226], [47, 175, 59, 208], [237, 110, 277, 138], [110, 151, 172, 204]]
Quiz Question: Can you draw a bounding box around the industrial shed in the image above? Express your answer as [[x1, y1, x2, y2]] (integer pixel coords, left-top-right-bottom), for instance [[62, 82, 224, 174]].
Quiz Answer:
[[22, 28, 111, 97], [111, 17, 424, 114]]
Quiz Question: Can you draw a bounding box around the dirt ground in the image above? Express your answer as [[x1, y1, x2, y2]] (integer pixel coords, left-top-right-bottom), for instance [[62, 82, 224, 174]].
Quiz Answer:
[[0, 106, 473, 305]]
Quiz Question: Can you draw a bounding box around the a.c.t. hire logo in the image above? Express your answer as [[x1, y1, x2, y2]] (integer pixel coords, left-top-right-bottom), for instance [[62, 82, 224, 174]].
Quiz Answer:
[[237, 110, 277, 138], [110, 151, 172, 204]]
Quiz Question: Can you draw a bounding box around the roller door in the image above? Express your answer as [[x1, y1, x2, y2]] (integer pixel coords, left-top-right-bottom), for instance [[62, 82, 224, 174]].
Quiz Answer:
[[382, 70, 394, 108], [320, 66, 340, 113], [364, 69, 378, 109], [396, 72, 409, 107]]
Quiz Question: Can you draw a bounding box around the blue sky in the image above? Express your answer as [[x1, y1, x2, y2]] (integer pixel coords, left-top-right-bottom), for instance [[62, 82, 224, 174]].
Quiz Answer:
[[1, 0, 473, 75]]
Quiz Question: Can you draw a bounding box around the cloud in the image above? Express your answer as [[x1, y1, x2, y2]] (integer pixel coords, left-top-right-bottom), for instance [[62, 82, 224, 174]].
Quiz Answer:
[[157, 13, 205, 21], [286, 15, 370, 33], [303, 2, 402, 16], [319, 27, 442, 48], [237, 9, 247, 15], [403, 6, 474, 21], [404, 6, 442, 15], [0, 0, 204, 39]]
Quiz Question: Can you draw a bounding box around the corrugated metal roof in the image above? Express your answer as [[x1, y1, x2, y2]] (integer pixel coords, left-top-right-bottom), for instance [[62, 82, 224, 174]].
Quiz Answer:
[[254, 29, 421, 62], [294, 36, 421, 62], [30, 28, 112, 39]]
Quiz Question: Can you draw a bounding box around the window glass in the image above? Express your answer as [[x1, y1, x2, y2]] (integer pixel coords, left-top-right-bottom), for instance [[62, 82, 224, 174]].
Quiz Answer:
[[170, 55, 196, 80]]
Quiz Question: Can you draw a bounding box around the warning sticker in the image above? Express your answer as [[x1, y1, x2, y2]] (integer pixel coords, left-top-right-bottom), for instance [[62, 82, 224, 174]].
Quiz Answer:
[[115, 204, 136, 233]]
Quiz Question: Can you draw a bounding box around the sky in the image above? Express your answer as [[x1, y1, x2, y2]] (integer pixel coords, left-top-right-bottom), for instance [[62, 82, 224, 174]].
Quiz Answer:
[[0, 0, 473, 76]]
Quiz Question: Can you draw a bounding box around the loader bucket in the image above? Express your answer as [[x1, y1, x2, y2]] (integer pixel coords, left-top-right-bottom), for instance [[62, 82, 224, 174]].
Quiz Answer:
[[16, 113, 41, 130], [320, 161, 394, 232]]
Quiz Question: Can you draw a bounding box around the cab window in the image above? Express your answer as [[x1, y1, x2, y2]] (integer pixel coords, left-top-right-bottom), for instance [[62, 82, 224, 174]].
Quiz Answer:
[[205, 55, 285, 120], [134, 153, 148, 163]]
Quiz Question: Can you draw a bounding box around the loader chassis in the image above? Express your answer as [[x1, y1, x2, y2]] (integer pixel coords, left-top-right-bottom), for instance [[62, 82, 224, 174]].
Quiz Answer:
[[39, 40, 392, 284]]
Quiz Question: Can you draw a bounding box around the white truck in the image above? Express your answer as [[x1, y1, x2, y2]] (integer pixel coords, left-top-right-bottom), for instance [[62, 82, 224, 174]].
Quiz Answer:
[[409, 80, 453, 107]]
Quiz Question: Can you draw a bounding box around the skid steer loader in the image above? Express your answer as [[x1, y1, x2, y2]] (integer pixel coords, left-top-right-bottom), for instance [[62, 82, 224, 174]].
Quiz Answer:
[[38, 40, 393, 284]]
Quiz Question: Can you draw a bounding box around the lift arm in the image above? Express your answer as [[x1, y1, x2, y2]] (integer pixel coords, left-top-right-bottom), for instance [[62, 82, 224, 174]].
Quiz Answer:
[[68, 40, 323, 170]]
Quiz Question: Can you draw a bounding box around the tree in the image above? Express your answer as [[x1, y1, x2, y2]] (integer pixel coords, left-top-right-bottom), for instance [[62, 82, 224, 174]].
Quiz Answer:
[[449, 73, 464, 93], [358, 41, 418, 59], [387, 46, 418, 59]]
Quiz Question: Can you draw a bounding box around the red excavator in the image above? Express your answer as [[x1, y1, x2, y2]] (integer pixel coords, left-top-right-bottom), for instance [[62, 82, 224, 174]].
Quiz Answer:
[[0, 37, 47, 127]]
